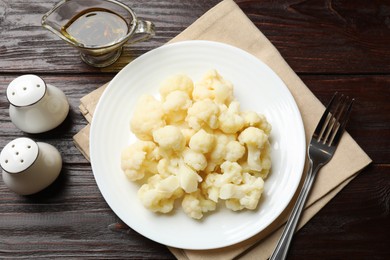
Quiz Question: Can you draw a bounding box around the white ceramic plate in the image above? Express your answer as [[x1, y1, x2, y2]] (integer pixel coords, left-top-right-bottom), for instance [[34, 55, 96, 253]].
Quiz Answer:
[[90, 40, 306, 250]]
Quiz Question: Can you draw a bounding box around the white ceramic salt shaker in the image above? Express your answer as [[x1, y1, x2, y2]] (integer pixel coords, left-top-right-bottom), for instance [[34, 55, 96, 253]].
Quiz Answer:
[[7, 74, 69, 134], [0, 137, 62, 195]]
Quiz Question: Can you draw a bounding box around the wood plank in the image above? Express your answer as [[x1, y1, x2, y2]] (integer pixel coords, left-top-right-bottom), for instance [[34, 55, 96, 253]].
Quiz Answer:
[[301, 74, 390, 163], [288, 165, 390, 260], [0, 0, 218, 74], [0, 1, 389, 257], [0, 156, 173, 258], [0, 164, 387, 259], [0, 211, 173, 258], [0, 0, 389, 74], [238, 0, 390, 74]]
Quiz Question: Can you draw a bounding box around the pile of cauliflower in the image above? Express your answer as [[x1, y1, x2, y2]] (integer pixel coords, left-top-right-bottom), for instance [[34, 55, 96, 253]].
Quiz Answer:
[[121, 70, 272, 219]]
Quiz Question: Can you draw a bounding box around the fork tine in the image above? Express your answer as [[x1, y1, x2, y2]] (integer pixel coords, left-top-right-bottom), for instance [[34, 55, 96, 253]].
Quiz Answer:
[[314, 92, 354, 146], [314, 92, 338, 141], [330, 96, 354, 146], [321, 94, 345, 144]]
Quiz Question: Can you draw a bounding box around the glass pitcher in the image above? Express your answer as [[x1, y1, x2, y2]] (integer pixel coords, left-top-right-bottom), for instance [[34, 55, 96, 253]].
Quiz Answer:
[[42, 0, 155, 67]]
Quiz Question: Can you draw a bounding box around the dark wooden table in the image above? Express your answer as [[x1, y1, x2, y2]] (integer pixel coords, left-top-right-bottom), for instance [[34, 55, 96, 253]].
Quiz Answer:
[[0, 0, 389, 259]]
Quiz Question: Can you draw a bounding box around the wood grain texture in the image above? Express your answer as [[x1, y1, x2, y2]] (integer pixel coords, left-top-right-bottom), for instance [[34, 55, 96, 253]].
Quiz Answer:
[[1, 0, 390, 73], [0, 0, 389, 259], [300, 74, 390, 163], [288, 165, 390, 260], [0, 0, 219, 73], [238, 0, 390, 74]]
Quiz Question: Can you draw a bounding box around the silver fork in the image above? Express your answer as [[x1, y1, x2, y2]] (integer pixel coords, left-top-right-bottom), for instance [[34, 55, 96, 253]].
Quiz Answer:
[[269, 92, 354, 260]]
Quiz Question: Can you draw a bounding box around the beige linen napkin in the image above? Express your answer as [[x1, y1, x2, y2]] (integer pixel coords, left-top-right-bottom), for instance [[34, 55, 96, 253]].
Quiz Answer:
[[73, 0, 371, 259]]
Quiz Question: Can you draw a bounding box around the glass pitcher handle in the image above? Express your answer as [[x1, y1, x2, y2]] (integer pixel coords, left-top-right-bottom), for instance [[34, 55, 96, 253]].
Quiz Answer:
[[127, 20, 155, 45]]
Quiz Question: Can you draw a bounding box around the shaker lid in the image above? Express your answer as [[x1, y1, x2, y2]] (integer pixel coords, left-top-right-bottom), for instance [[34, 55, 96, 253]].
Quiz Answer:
[[7, 75, 47, 107], [0, 137, 39, 174]]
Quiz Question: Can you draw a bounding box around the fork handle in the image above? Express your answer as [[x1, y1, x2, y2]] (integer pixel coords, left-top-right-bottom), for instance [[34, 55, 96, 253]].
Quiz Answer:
[[269, 160, 322, 260]]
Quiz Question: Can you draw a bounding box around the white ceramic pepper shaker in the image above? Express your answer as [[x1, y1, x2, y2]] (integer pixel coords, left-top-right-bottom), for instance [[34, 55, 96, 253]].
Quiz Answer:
[[7, 74, 69, 134], [0, 137, 62, 195]]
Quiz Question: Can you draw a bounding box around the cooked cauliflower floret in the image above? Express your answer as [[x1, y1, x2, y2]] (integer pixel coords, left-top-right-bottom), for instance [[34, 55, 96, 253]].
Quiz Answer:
[[189, 129, 215, 154], [203, 161, 264, 211], [242, 111, 272, 135], [241, 140, 272, 178], [192, 70, 233, 105], [201, 173, 220, 202], [156, 157, 173, 178], [223, 172, 264, 211], [160, 74, 194, 101], [123, 70, 272, 220], [130, 95, 165, 141], [260, 142, 272, 178], [219, 161, 243, 185], [138, 175, 183, 213], [202, 161, 243, 202], [182, 190, 217, 219], [163, 90, 192, 124], [225, 140, 245, 162], [173, 121, 196, 145], [156, 156, 202, 193], [182, 147, 207, 171], [121, 141, 160, 181], [153, 125, 186, 154], [238, 127, 268, 172], [205, 131, 235, 173], [186, 99, 220, 130], [176, 161, 202, 193], [218, 101, 245, 134]]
